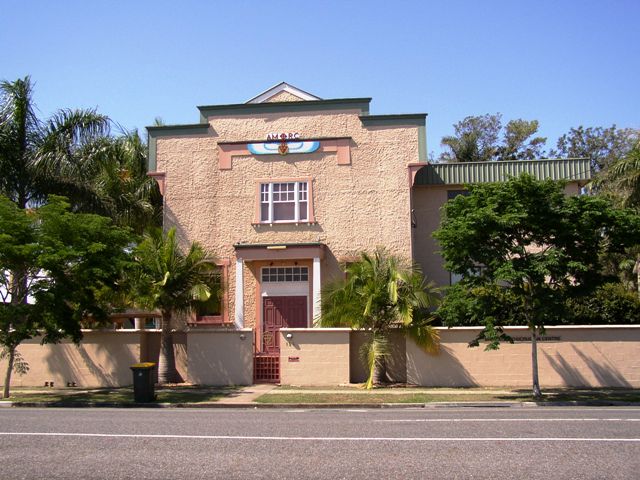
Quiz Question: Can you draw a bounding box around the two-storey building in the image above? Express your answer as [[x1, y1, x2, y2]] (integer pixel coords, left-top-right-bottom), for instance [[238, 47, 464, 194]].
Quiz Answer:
[[147, 82, 590, 381]]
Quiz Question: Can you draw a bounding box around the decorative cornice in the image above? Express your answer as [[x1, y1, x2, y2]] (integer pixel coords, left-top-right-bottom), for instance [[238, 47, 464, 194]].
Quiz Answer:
[[198, 98, 372, 121]]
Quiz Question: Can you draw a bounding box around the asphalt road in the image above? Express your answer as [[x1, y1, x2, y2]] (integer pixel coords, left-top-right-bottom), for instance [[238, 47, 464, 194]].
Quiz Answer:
[[1, 406, 639, 479]]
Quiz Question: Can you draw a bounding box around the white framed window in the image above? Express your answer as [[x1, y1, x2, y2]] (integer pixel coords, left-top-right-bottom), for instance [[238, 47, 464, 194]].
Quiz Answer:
[[259, 181, 309, 223], [261, 266, 309, 283]]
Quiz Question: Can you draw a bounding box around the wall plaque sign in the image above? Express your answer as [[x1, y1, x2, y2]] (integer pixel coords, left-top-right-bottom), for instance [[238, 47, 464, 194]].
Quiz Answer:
[[248, 140, 320, 156]]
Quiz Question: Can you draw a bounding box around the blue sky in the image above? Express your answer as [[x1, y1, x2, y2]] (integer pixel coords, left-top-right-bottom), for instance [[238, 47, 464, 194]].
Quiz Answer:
[[1, 0, 638, 157]]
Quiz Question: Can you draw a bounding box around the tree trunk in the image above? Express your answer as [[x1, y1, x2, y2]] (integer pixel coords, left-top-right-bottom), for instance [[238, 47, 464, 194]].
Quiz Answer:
[[634, 256, 640, 300], [531, 327, 542, 399], [157, 311, 178, 384], [373, 355, 388, 386], [3, 346, 16, 399]]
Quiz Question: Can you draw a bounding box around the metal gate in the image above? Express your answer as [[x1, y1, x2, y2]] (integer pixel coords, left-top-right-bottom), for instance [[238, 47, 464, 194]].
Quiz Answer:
[[253, 352, 280, 383]]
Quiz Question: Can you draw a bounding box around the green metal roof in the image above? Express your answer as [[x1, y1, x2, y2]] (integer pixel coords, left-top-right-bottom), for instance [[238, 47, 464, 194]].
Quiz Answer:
[[414, 158, 592, 186]]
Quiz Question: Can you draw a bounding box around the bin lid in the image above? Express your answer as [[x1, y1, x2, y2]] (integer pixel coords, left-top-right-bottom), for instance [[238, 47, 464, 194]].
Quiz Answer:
[[130, 362, 156, 369]]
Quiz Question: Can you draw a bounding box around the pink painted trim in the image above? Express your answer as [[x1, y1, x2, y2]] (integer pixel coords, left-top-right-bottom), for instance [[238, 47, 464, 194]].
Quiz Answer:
[[321, 138, 351, 165], [189, 259, 231, 326], [253, 177, 315, 224], [147, 172, 166, 195], [407, 163, 427, 186], [219, 144, 249, 170], [217, 139, 352, 170], [235, 245, 325, 261]]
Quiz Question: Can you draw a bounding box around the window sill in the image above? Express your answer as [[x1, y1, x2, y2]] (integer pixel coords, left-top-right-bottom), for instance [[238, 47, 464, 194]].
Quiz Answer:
[[252, 221, 317, 226]]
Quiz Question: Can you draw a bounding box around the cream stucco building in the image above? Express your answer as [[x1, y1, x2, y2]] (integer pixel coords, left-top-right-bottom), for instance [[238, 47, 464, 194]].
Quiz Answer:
[[147, 82, 591, 382]]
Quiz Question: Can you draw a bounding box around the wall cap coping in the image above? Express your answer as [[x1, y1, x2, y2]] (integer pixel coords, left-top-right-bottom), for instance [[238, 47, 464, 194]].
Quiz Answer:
[[80, 329, 145, 334], [280, 328, 352, 332], [197, 98, 372, 118], [185, 328, 253, 333], [436, 325, 640, 331], [359, 113, 427, 127], [278, 325, 640, 333]]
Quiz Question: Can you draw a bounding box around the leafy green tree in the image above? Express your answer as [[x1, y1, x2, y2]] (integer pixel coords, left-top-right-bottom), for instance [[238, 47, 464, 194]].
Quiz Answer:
[[498, 119, 547, 160], [434, 175, 640, 398], [132, 228, 219, 384], [0, 195, 132, 398], [320, 249, 440, 389], [440, 114, 502, 163], [567, 283, 640, 325], [550, 125, 638, 171], [439, 114, 546, 163]]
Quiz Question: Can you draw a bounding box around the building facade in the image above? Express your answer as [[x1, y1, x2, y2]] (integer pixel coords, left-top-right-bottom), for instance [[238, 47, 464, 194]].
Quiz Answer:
[[147, 83, 590, 380]]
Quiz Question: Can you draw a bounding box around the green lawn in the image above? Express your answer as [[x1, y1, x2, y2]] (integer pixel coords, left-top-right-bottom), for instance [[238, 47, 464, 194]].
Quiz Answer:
[[4, 386, 639, 406], [3, 386, 239, 404], [256, 388, 640, 404]]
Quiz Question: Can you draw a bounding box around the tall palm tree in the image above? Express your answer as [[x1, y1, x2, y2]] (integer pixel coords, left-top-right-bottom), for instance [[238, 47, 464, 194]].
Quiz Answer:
[[320, 249, 440, 389], [0, 76, 161, 232], [593, 142, 640, 297], [605, 141, 640, 210], [46, 130, 162, 233], [0, 76, 109, 209], [133, 227, 219, 384]]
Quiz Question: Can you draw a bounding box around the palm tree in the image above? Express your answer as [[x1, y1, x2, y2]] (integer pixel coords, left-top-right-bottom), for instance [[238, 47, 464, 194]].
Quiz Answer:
[[605, 141, 640, 210], [0, 76, 161, 232], [320, 249, 440, 389], [0, 76, 109, 209], [58, 130, 162, 233], [593, 141, 640, 297], [133, 227, 219, 384]]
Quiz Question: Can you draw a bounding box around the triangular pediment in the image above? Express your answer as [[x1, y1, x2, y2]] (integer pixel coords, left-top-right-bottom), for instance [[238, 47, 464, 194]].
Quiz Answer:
[[246, 82, 321, 103]]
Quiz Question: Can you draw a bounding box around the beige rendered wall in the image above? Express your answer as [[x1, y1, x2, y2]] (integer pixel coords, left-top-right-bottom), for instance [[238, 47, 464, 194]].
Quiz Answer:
[[156, 110, 421, 327], [280, 328, 350, 385], [264, 91, 305, 102], [412, 183, 587, 288], [412, 186, 450, 286], [407, 326, 640, 388], [186, 329, 253, 385], [0, 331, 141, 388]]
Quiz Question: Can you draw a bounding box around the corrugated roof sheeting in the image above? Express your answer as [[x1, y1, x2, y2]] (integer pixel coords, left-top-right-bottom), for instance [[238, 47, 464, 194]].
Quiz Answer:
[[414, 159, 592, 186]]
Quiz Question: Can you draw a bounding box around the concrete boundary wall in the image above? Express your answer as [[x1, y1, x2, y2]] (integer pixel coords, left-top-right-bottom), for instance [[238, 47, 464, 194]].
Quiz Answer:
[[186, 329, 253, 386], [0, 331, 142, 388], [2, 326, 638, 388], [284, 326, 640, 388], [280, 328, 350, 386], [407, 326, 640, 388]]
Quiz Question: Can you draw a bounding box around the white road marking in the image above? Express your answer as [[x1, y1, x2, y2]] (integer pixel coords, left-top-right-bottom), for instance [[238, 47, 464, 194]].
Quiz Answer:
[[377, 418, 640, 423], [0, 432, 639, 442]]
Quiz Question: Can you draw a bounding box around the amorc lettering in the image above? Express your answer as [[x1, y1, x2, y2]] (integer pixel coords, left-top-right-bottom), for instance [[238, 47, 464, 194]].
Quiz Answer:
[[267, 132, 300, 141]]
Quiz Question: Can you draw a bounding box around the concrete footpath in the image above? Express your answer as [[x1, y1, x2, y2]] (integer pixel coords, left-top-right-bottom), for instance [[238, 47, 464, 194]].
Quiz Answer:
[[216, 384, 277, 404]]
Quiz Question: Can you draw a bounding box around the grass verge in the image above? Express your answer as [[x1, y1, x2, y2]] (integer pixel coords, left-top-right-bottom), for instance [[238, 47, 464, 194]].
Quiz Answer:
[[3, 386, 240, 404], [256, 388, 640, 404]]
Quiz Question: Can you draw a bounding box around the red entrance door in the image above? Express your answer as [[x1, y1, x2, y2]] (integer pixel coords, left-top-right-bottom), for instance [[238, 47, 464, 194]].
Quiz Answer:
[[262, 296, 307, 353], [254, 296, 307, 383]]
